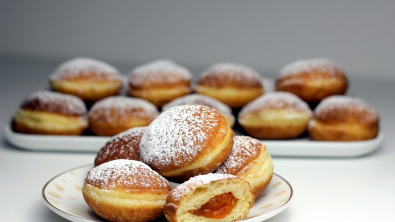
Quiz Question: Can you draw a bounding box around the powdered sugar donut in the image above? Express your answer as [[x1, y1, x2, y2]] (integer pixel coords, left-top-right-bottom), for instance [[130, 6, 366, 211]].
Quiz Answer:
[[50, 57, 123, 101], [88, 96, 158, 136], [308, 95, 379, 141], [162, 94, 235, 128], [238, 92, 312, 139], [94, 127, 147, 166], [139, 105, 234, 181], [12, 90, 88, 135], [164, 173, 254, 222], [128, 60, 192, 107], [194, 63, 264, 108], [82, 159, 171, 222], [276, 58, 348, 102], [216, 136, 273, 200]]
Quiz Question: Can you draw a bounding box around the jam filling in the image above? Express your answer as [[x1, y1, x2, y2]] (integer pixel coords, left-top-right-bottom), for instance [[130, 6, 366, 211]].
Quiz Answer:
[[190, 192, 237, 219]]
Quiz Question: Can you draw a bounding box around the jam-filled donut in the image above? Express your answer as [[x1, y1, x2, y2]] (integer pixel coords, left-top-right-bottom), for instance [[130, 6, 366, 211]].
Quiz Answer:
[[276, 58, 348, 102], [216, 136, 273, 200], [164, 173, 254, 222], [12, 90, 88, 135], [139, 105, 234, 181], [94, 127, 147, 166], [88, 96, 158, 136], [162, 94, 235, 128], [128, 60, 192, 107], [308, 95, 379, 141], [82, 159, 171, 222], [238, 92, 312, 139], [194, 63, 264, 108], [49, 57, 123, 102]]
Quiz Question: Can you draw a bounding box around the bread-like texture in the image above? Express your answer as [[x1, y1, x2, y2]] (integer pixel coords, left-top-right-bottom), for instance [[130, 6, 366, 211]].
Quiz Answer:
[[82, 159, 171, 222], [238, 92, 312, 139], [12, 109, 88, 135], [88, 96, 158, 136], [139, 105, 234, 181], [49, 57, 123, 102], [308, 95, 379, 141], [128, 60, 192, 107], [276, 58, 348, 102], [216, 136, 273, 200], [195, 63, 263, 108], [164, 174, 254, 222]]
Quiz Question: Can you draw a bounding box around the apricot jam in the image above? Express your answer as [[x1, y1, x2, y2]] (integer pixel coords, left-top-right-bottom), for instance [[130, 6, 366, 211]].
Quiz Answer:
[[190, 192, 237, 219]]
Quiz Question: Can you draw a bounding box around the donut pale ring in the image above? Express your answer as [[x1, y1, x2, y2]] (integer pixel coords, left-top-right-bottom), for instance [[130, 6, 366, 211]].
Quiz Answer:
[[216, 136, 273, 200], [128, 60, 192, 107], [308, 95, 379, 141], [94, 127, 147, 166], [194, 63, 264, 108], [238, 92, 312, 139], [82, 159, 171, 222], [50, 57, 123, 101], [12, 90, 88, 135], [162, 94, 236, 128], [276, 58, 348, 102], [164, 174, 254, 222], [139, 105, 234, 181], [88, 96, 158, 136]]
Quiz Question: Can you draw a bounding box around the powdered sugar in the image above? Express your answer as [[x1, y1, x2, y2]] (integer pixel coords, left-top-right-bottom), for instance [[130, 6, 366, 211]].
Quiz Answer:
[[162, 94, 232, 116], [85, 159, 169, 191], [170, 173, 237, 201], [139, 105, 221, 168], [216, 136, 262, 174], [50, 57, 121, 81], [21, 90, 86, 115], [89, 96, 158, 124], [279, 58, 342, 78], [129, 60, 192, 86], [239, 92, 312, 117]]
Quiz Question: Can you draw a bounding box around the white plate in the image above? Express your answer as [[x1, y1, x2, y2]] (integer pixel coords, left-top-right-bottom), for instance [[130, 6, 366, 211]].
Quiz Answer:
[[4, 125, 384, 157], [42, 165, 292, 222]]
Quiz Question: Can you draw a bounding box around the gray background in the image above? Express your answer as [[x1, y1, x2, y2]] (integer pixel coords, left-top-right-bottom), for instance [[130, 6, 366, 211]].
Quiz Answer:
[[1, 0, 395, 78]]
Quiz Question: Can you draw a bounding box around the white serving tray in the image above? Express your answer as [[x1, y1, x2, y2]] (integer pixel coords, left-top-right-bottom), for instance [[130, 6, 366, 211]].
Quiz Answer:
[[4, 125, 384, 157]]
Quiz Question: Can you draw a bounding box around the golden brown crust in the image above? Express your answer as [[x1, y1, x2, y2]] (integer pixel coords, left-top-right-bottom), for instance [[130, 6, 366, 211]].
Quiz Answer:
[[242, 124, 309, 140], [12, 117, 86, 135]]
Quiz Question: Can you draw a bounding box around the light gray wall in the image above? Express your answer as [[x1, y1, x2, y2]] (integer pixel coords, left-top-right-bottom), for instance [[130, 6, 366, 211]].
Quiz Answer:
[[1, 1, 394, 78]]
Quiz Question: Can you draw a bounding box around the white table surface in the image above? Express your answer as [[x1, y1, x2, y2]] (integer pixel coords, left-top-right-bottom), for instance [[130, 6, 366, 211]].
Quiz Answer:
[[1, 55, 394, 222]]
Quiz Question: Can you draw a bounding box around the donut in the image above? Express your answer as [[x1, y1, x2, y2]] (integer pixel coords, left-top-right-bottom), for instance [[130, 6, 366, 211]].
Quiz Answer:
[[12, 90, 88, 135], [162, 94, 235, 128], [128, 60, 192, 107], [88, 96, 158, 136], [94, 127, 147, 166], [276, 58, 348, 102], [238, 92, 312, 139], [139, 105, 234, 181], [164, 173, 254, 222], [49, 57, 123, 102], [82, 159, 171, 222], [194, 63, 264, 108], [216, 136, 273, 200], [308, 95, 379, 141]]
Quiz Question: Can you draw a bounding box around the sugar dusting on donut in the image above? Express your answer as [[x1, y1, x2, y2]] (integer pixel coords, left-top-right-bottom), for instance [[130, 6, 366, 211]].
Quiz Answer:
[[50, 57, 121, 81], [239, 92, 312, 117], [89, 96, 158, 124], [85, 159, 169, 191], [169, 173, 237, 201], [279, 58, 342, 78], [129, 60, 192, 86], [139, 105, 222, 168], [162, 94, 232, 115], [315, 95, 379, 123], [216, 136, 262, 175], [21, 90, 86, 116], [198, 63, 262, 87]]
